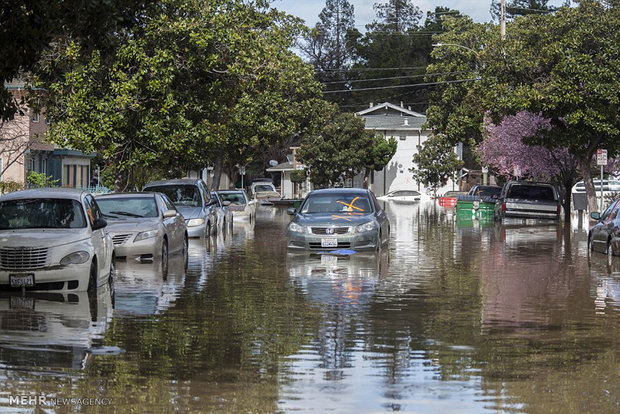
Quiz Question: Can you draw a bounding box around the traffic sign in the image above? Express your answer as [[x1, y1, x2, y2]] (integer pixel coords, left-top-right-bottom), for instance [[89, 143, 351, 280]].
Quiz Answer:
[[597, 149, 607, 166]]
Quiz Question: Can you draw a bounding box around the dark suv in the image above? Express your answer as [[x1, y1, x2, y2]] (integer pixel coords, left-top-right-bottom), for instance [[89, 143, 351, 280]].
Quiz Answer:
[[494, 181, 561, 221], [143, 178, 218, 237]]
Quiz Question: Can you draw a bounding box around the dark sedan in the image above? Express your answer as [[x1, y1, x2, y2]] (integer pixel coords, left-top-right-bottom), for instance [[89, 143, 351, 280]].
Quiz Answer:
[[286, 188, 390, 251], [588, 199, 620, 262]]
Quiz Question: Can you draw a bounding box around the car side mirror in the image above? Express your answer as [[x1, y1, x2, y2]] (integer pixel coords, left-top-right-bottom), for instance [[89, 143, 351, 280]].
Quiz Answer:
[[287, 207, 296, 215], [591, 212, 601, 220], [163, 209, 177, 218], [222, 200, 231, 206], [91, 218, 107, 231], [206, 199, 217, 207]]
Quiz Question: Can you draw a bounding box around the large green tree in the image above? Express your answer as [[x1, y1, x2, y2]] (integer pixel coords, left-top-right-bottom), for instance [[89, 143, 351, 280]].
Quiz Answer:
[[36, 0, 327, 190], [297, 109, 396, 188], [0, 0, 147, 121]]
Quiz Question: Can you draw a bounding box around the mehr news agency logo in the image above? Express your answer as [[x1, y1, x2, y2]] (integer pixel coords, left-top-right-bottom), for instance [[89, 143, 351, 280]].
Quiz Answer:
[[9, 395, 113, 407]]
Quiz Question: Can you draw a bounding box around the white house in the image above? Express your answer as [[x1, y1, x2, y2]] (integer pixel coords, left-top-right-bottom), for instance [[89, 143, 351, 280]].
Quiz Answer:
[[356, 102, 459, 196]]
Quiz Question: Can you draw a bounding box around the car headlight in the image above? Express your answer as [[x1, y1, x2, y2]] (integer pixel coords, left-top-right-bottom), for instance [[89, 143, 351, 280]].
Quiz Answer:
[[355, 221, 376, 233], [60, 251, 90, 265], [289, 222, 305, 233], [186, 218, 205, 227], [135, 230, 158, 242]]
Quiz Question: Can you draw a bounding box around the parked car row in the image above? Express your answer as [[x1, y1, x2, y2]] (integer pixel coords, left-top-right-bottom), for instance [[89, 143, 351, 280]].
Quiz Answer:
[[0, 177, 260, 293]]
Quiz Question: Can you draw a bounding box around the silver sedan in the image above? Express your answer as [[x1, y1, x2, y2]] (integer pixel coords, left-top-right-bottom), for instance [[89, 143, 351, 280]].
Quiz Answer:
[[95, 193, 187, 274]]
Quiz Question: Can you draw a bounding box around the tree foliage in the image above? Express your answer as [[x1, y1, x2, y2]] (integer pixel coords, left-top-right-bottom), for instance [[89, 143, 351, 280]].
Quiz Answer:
[[35, 0, 327, 190], [410, 134, 464, 195], [297, 110, 395, 188]]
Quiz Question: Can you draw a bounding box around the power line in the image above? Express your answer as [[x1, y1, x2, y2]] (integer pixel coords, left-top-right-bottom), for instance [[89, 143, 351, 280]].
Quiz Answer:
[[322, 71, 470, 85], [316, 66, 428, 72], [322, 78, 478, 94]]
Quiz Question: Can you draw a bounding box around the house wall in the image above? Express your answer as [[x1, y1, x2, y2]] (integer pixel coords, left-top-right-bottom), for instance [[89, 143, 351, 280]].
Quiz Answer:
[[0, 112, 29, 184], [372, 129, 457, 197]]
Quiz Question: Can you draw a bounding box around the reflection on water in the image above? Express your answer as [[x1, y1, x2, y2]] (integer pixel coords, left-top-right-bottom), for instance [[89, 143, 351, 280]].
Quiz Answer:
[[1, 203, 620, 412]]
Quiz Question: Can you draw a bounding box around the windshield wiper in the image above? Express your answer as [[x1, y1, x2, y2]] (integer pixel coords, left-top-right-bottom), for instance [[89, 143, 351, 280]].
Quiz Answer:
[[109, 211, 144, 218]]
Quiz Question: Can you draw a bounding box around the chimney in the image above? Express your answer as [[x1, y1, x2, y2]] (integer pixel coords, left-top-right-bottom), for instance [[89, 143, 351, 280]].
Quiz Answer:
[[408, 106, 411, 111], [404, 118, 409, 126], [400, 101, 404, 108], [369, 102, 373, 108]]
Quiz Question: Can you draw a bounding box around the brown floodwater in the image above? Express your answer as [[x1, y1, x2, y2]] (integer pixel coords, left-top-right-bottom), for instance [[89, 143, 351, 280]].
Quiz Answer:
[[0, 202, 619, 413]]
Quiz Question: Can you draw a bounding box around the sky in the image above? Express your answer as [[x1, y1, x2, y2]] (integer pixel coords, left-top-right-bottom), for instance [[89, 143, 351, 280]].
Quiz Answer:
[[272, 0, 570, 28]]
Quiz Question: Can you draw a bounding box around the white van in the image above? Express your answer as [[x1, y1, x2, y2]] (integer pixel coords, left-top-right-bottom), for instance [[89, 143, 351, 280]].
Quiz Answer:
[[571, 179, 620, 210]]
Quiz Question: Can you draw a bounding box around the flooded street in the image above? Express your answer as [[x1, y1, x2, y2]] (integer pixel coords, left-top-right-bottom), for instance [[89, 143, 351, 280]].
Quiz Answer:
[[1, 202, 619, 413]]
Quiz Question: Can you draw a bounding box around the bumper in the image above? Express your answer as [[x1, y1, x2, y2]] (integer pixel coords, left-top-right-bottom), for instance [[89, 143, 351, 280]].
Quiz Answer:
[[287, 231, 379, 250], [114, 237, 160, 259], [503, 210, 559, 220], [186, 224, 207, 238], [0, 262, 91, 292]]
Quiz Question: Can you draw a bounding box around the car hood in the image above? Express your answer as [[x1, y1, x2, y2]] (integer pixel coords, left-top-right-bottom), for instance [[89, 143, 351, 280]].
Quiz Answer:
[[176, 206, 203, 219], [293, 213, 375, 226], [0, 228, 91, 248], [105, 218, 160, 233]]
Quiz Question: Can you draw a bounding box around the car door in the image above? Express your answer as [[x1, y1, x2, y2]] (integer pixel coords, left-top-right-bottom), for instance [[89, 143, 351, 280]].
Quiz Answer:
[[84, 195, 110, 284], [160, 194, 184, 251], [370, 192, 388, 243], [591, 200, 620, 252]]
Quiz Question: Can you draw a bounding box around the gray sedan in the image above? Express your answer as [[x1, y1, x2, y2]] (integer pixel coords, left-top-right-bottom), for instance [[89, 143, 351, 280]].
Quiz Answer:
[[286, 188, 390, 251], [95, 193, 187, 273]]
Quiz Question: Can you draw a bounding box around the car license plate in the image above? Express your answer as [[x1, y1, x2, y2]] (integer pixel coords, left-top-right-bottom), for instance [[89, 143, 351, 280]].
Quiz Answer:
[[10, 296, 34, 310], [9, 274, 34, 288], [321, 238, 338, 248], [321, 254, 338, 265]]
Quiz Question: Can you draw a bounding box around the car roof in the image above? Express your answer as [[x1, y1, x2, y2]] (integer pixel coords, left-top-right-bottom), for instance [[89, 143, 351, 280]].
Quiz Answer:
[[308, 188, 371, 196], [0, 188, 88, 202], [96, 192, 158, 199], [144, 178, 203, 187]]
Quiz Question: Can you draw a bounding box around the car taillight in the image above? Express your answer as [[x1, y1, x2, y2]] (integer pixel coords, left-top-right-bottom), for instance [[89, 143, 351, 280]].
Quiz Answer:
[[502, 202, 506, 212], [557, 205, 561, 215]]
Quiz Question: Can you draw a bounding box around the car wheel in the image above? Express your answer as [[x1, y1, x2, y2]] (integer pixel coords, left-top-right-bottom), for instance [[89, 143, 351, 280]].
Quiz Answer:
[[108, 255, 115, 285], [161, 239, 169, 276], [87, 259, 98, 292]]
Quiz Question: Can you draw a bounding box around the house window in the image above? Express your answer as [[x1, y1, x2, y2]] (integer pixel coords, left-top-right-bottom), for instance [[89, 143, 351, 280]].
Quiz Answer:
[[63, 164, 89, 188], [400, 135, 406, 141], [32, 110, 39, 123]]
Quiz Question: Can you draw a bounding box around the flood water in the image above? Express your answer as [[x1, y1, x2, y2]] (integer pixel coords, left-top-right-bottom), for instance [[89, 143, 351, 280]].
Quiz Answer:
[[1, 202, 619, 413]]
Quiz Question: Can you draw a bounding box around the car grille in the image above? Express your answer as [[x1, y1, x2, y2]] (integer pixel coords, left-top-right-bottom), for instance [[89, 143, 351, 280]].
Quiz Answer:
[[0, 247, 48, 269], [310, 227, 350, 235], [113, 234, 133, 245], [309, 242, 351, 249]]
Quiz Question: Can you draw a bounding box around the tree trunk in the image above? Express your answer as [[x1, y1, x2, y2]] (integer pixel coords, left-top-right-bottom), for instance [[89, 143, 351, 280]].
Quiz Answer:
[[562, 179, 572, 223], [212, 153, 224, 190], [579, 157, 600, 212]]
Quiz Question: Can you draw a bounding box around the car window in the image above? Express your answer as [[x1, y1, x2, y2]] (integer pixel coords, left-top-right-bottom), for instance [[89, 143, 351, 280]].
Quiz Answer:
[[84, 195, 103, 225], [474, 186, 502, 197], [160, 194, 177, 213], [370, 192, 382, 212], [601, 200, 619, 221], [254, 184, 275, 192], [198, 182, 210, 204], [145, 185, 202, 207], [219, 192, 246, 205], [0, 198, 87, 229], [97, 197, 158, 219], [301, 194, 372, 214], [609, 202, 620, 222], [507, 185, 556, 201], [392, 191, 420, 196], [210, 192, 223, 207]]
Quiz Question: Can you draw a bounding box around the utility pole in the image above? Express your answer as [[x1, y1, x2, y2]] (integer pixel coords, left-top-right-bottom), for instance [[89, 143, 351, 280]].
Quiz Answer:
[[500, 0, 506, 40]]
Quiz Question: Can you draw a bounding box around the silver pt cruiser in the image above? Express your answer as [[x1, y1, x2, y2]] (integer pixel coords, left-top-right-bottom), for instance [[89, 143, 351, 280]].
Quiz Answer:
[[286, 188, 390, 250]]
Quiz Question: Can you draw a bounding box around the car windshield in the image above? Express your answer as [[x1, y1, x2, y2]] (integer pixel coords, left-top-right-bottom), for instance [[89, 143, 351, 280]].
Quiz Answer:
[[0, 198, 86, 229], [391, 191, 420, 196], [219, 192, 246, 205], [508, 185, 556, 201], [145, 185, 201, 207], [301, 194, 372, 214], [254, 184, 275, 192], [97, 197, 158, 219]]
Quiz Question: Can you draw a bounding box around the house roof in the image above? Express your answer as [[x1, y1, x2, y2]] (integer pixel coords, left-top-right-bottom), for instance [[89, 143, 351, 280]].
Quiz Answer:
[[356, 102, 427, 131]]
